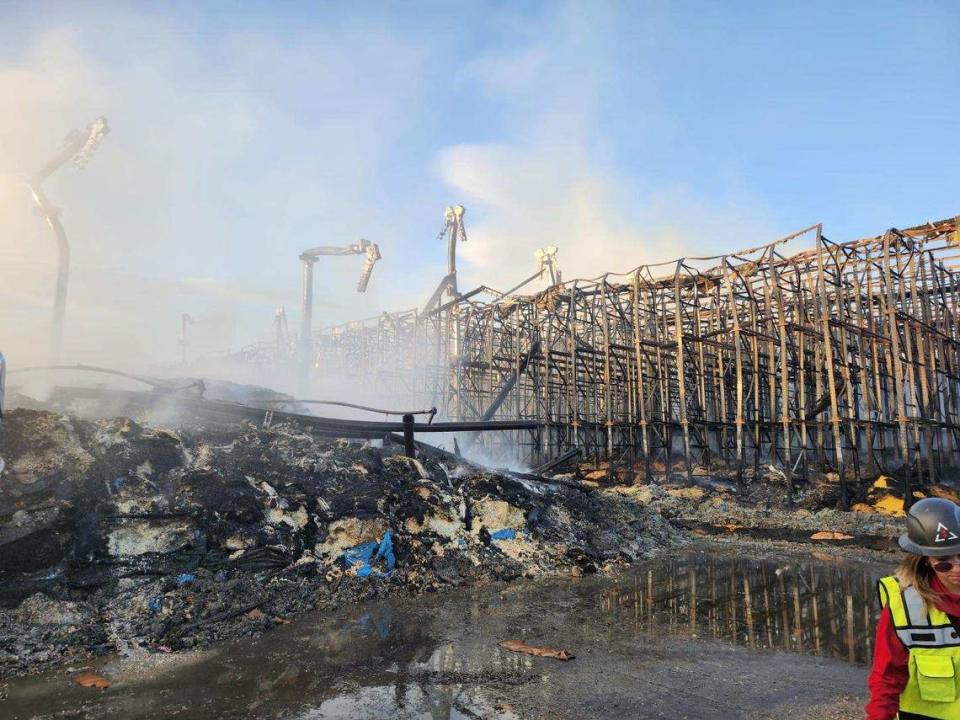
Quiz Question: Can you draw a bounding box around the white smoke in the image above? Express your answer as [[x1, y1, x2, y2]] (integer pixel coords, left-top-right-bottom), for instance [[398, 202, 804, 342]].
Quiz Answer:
[[0, 8, 427, 372], [438, 2, 775, 292]]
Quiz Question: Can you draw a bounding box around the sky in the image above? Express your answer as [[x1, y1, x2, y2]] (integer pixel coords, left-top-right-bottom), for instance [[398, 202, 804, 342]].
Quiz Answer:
[[0, 0, 958, 369]]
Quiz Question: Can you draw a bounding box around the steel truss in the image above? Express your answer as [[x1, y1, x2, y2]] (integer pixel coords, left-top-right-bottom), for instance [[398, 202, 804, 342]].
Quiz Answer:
[[313, 216, 960, 492]]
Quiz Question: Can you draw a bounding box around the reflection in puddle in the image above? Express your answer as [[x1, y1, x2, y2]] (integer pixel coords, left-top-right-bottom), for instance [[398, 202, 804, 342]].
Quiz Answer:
[[353, 608, 394, 639], [598, 553, 881, 664], [291, 684, 520, 720]]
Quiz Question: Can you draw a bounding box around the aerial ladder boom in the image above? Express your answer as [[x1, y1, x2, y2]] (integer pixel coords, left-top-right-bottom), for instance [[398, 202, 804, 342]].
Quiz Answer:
[[298, 239, 381, 394], [27, 117, 109, 363], [422, 205, 467, 314]]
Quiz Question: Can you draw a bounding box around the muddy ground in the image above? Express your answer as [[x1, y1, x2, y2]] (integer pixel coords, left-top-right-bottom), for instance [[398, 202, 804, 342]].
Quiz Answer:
[[0, 546, 888, 720]]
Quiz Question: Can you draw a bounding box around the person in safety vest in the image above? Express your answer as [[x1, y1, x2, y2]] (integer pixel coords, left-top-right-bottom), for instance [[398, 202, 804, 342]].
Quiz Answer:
[[866, 497, 960, 720]]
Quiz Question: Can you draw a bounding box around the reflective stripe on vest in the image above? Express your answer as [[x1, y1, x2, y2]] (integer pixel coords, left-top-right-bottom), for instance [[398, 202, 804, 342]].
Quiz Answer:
[[878, 576, 960, 648], [877, 576, 960, 720]]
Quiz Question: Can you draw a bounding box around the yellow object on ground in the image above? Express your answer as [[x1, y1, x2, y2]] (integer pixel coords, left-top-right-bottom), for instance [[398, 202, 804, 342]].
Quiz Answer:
[[810, 531, 854, 541], [930, 487, 960, 503], [666, 487, 704, 500], [872, 494, 906, 516]]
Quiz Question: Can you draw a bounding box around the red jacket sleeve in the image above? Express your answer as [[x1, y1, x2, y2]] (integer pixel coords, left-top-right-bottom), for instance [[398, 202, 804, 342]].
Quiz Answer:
[[865, 606, 910, 720]]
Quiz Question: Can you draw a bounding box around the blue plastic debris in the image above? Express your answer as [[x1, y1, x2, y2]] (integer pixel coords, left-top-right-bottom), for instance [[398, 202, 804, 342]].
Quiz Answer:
[[341, 531, 395, 578], [175, 573, 196, 586], [376, 531, 395, 571], [490, 528, 517, 541], [148, 597, 163, 613], [341, 541, 378, 568]]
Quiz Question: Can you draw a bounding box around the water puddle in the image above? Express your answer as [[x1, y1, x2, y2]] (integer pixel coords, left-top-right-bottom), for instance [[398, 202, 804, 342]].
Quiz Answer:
[[288, 683, 520, 719], [0, 547, 888, 719], [596, 551, 882, 664]]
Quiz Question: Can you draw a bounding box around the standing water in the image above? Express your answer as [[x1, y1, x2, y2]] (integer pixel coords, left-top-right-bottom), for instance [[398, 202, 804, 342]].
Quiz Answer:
[[1, 547, 890, 719], [596, 551, 883, 664]]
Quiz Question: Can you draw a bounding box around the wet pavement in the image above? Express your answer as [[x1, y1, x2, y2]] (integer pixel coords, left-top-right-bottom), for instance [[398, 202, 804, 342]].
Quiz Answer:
[[0, 546, 892, 719]]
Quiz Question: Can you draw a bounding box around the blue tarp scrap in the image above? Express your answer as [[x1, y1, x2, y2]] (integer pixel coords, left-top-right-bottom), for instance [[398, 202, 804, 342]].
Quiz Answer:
[[341, 540, 377, 568], [341, 531, 396, 578], [376, 531, 396, 569], [175, 573, 196, 586], [489, 527, 533, 542]]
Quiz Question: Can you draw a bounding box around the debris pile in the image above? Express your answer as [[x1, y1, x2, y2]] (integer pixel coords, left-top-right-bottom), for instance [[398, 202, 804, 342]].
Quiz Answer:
[[0, 408, 680, 677], [591, 469, 917, 553], [567, 456, 960, 529]]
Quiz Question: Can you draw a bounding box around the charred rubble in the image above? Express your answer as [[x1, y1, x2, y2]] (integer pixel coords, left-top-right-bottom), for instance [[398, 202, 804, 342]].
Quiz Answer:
[[0, 408, 680, 678]]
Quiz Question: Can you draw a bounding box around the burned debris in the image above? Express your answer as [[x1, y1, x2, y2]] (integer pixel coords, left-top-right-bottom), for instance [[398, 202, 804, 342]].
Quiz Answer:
[[0, 407, 679, 677]]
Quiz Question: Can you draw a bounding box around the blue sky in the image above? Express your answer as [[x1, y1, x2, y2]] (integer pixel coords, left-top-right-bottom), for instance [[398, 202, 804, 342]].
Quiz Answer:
[[0, 1, 958, 366]]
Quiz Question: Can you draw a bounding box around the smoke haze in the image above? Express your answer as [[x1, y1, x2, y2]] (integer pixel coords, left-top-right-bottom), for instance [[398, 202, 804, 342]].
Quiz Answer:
[[5, 1, 949, 393], [0, 6, 431, 372]]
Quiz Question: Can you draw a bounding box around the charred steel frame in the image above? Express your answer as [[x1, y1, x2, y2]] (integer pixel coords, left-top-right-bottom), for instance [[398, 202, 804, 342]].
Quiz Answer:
[[314, 216, 960, 496]]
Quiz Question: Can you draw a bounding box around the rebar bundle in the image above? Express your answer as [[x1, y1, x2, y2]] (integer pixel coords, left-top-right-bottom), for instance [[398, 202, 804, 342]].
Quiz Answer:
[[315, 216, 960, 491]]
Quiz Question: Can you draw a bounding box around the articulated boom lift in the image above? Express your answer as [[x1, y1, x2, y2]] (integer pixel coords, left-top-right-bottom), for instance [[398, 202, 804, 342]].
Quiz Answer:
[[298, 239, 381, 393], [422, 205, 467, 314], [28, 117, 109, 363]]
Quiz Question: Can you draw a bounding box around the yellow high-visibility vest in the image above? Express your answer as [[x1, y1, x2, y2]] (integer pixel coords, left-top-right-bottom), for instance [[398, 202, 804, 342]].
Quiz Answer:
[[878, 575, 960, 719]]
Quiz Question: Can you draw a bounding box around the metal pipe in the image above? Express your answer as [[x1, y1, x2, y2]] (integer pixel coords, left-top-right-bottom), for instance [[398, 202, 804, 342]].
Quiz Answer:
[[264, 398, 437, 421], [27, 185, 70, 363], [402, 413, 416, 458], [180, 314, 194, 366], [33, 385, 539, 436], [531, 447, 581, 476], [9, 364, 201, 391], [0, 351, 6, 419], [299, 256, 315, 395], [275, 306, 287, 358], [498, 269, 545, 299], [0, 351, 4, 474]]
